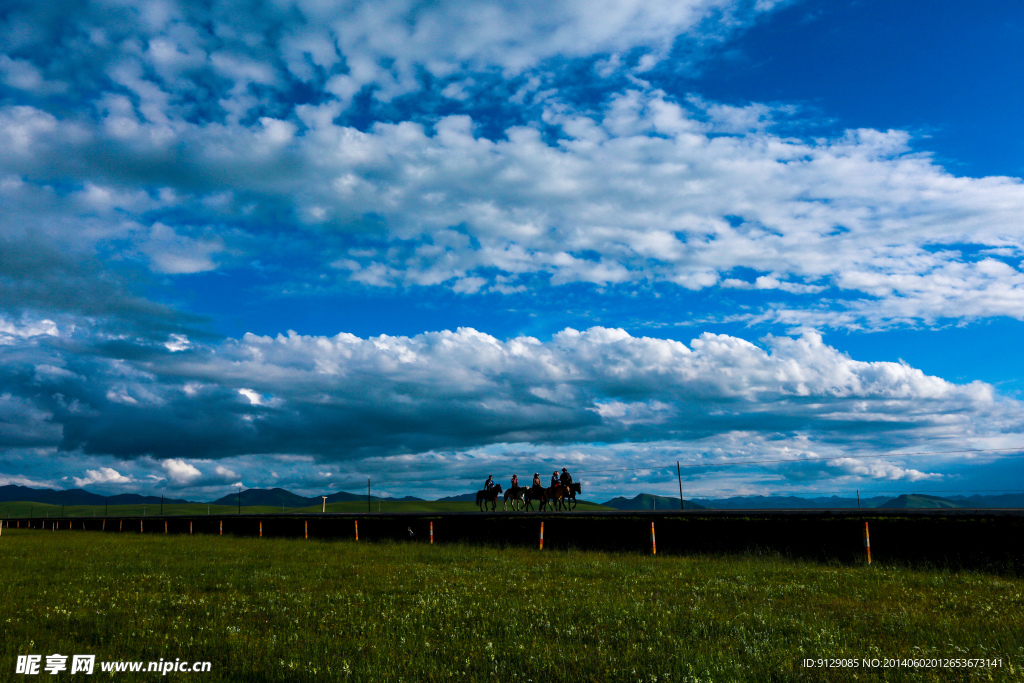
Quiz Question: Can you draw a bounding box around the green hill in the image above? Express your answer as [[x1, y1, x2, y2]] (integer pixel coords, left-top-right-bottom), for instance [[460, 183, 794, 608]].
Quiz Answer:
[[877, 494, 961, 509]]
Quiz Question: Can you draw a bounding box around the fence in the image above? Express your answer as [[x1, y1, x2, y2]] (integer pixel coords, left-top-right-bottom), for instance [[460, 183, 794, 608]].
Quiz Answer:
[[5, 509, 1024, 571]]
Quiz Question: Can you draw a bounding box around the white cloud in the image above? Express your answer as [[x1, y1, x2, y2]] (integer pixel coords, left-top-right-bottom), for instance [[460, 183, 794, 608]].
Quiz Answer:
[[827, 458, 943, 482], [165, 334, 190, 352], [214, 465, 238, 479], [72, 467, 133, 487], [142, 223, 223, 274], [161, 458, 202, 484]]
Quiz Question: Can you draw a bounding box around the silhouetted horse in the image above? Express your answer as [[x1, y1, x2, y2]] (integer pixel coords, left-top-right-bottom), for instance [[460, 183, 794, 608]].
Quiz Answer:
[[564, 482, 581, 510], [547, 484, 568, 511], [503, 486, 526, 511], [476, 484, 502, 511], [524, 485, 547, 511]]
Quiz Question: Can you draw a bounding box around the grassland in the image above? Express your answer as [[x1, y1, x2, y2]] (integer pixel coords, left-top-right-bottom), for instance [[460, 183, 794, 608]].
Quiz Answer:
[[0, 499, 611, 518], [2, 531, 1022, 681]]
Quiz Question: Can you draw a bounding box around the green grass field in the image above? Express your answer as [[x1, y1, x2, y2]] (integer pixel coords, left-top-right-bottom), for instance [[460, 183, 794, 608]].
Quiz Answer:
[[1, 530, 1021, 682], [0, 499, 611, 518]]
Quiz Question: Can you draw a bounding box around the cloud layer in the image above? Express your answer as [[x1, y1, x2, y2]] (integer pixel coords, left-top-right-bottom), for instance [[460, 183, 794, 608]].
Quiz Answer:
[[1, 319, 1015, 460], [2, 318, 1020, 496], [1, 1, 1022, 330], [3, 0, 1024, 498]]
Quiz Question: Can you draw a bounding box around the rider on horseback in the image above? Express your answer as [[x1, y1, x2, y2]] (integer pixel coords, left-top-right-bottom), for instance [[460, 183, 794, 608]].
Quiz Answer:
[[560, 468, 573, 486], [484, 475, 495, 490], [550, 471, 560, 488], [532, 473, 541, 488], [510, 474, 519, 489]]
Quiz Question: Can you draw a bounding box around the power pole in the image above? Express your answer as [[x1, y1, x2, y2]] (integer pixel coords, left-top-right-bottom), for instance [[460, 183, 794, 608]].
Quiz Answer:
[[677, 461, 684, 510]]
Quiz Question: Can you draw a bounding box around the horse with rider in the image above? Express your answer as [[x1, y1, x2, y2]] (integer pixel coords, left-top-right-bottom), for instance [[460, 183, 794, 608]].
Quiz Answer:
[[477, 468, 579, 512]]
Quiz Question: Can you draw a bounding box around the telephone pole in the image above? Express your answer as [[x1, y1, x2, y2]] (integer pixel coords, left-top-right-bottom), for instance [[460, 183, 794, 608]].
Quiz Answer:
[[677, 461, 684, 510]]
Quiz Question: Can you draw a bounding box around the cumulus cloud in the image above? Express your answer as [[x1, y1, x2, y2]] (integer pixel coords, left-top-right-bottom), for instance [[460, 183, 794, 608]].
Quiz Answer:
[[827, 458, 943, 483], [0, 321, 1016, 464], [161, 457, 202, 484], [72, 466, 133, 487]]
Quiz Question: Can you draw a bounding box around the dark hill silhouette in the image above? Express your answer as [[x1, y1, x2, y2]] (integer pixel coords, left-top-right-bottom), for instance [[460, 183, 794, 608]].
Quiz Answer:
[[435, 493, 477, 502], [947, 493, 1024, 508], [692, 495, 891, 509], [211, 487, 319, 507], [0, 485, 190, 506], [878, 494, 960, 509], [3, 484, 1021, 509], [602, 494, 706, 510], [210, 488, 426, 506]]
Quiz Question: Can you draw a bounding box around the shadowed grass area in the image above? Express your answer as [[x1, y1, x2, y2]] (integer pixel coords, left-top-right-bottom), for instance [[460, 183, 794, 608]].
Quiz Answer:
[[1, 530, 1021, 681]]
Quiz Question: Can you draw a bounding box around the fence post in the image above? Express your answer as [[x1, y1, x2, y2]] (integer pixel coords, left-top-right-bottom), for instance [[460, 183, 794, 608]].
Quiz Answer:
[[864, 522, 872, 565], [219, 520, 223, 536], [259, 520, 263, 538], [119, 520, 122, 532], [650, 521, 657, 555], [190, 521, 193, 535], [539, 521, 544, 550], [305, 520, 308, 540], [429, 521, 433, 545], [164, 521, 168, 534], [355, 519, 359, 541], [140, 519, 143, 534]]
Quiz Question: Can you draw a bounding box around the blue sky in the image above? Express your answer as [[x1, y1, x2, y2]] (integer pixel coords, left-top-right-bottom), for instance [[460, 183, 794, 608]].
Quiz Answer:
[[1, 0, 1023, 501]]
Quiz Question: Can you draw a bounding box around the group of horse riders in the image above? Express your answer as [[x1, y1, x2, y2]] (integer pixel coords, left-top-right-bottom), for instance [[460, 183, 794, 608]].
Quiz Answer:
[[477, 468, 580, 511]]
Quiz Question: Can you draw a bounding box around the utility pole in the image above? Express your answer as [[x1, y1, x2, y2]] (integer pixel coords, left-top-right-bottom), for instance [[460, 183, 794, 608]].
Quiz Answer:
[[321, 496, 327, 513], [677, 461, 684, 510], [857, 490, 861, 509]]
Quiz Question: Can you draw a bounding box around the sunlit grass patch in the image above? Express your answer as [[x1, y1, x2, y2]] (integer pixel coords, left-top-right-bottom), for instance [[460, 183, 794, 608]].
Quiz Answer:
[[1, 530, 1021, 681]]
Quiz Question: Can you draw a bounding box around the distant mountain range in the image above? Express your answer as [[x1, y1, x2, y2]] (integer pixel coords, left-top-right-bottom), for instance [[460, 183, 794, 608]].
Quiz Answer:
[[0, 485, 190, 506], [2, 484, 1022, 509], [601, 494, 707, 510], [688, 495, 893, 509], [208, 488, 426, 506]]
